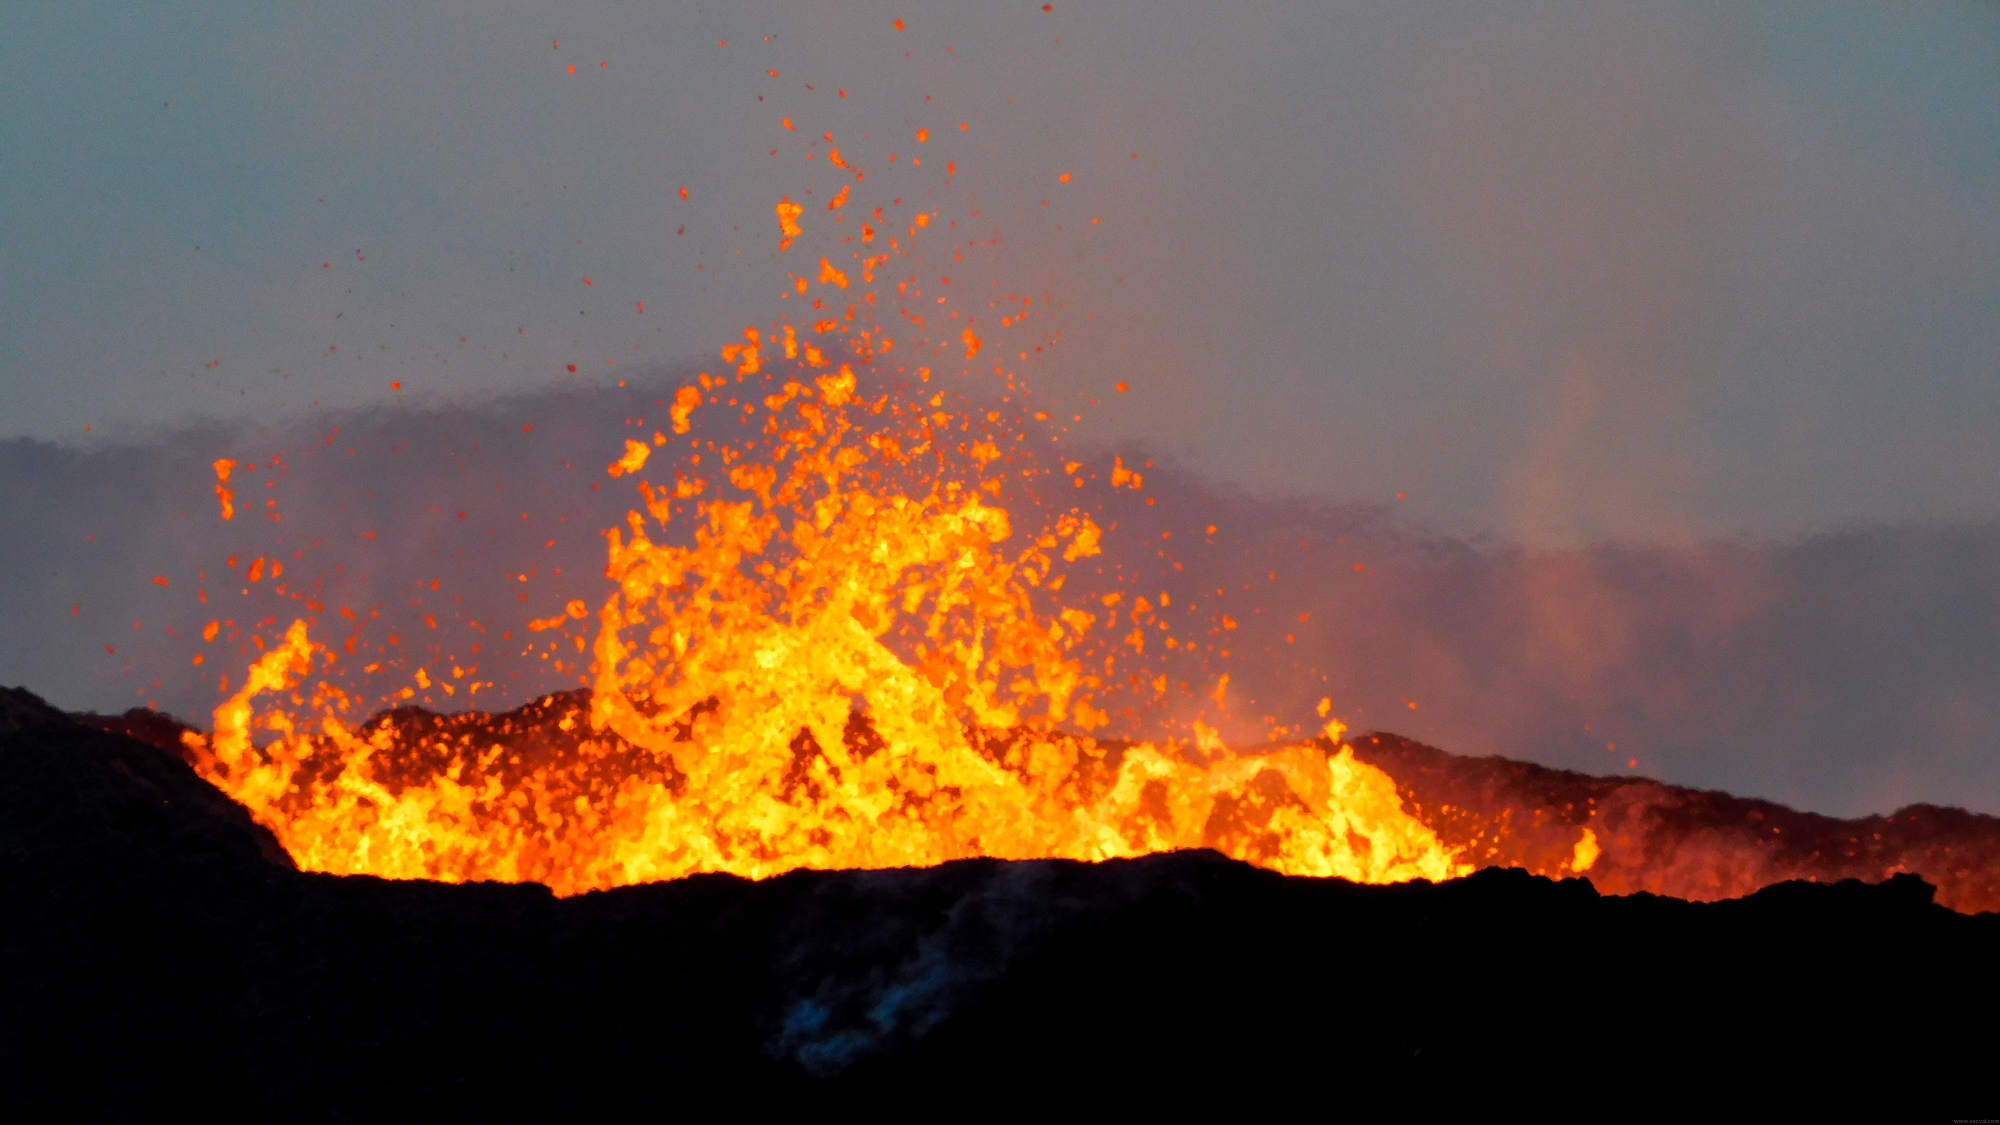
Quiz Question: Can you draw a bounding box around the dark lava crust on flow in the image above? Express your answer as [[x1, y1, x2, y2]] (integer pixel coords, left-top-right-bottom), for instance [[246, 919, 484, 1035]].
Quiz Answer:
[[1350, 732, 2000, 912], [5, 685, 1997, 1118]]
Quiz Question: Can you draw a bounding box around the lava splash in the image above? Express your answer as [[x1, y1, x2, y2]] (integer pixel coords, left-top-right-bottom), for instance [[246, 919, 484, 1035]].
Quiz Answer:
[[182, 366, 1465, 894]]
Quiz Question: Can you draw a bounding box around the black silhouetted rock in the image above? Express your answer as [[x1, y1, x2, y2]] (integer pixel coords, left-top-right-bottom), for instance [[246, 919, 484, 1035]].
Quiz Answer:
[[3, 691, 1997, 1117], [70, 702, 202, 759]]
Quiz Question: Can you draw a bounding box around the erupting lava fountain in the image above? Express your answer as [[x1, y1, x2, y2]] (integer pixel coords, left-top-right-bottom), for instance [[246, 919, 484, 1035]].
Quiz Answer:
[[175, 112, 1473, 895]]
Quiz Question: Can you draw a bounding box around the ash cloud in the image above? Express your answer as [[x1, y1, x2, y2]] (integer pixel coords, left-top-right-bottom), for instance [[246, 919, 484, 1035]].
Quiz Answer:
[[0, 382, 667, 729], [5, 382, 2000, 820], [1113, 458, 2000, 819]]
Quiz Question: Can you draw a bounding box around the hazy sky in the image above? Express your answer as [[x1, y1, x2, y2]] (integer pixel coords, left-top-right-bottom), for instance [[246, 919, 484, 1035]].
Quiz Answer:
[[5, 1, 1996, 544]]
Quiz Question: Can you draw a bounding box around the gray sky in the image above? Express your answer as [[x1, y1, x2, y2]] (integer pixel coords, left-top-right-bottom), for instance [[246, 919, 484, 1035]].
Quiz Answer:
[[5, 1, 1996, 543]]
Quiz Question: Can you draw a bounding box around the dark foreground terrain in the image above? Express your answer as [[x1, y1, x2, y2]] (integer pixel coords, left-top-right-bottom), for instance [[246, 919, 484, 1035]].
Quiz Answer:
[[5, 686, 1996, 1118]]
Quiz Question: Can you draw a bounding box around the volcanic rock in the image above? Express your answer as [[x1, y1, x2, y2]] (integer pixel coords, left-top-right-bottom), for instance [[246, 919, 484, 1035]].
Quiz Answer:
[[1352, 730, 2000, 912], [2, 687, 1996, 1117]]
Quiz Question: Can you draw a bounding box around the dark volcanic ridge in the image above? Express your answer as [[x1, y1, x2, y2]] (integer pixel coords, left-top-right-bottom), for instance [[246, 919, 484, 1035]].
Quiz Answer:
[[71, 687, 2000, 914], [5, 685, 1998, 1114], [1348, 732, 2000, 913]]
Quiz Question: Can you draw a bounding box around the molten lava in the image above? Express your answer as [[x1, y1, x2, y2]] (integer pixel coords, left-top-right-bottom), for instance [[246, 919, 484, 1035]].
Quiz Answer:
[[180, 132, 1468, 894], [183, 360, 1462, 893]]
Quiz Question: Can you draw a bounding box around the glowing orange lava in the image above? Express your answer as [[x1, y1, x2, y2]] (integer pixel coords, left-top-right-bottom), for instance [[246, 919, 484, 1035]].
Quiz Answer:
[[186, 359, 1462, 892], [184, 114, 1467, 894]]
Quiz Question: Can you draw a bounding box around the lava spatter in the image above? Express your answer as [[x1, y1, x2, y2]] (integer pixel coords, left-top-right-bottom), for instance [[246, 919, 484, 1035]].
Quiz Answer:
[[187, 106, 1464, 893], [187, 357, 1461, 893]]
